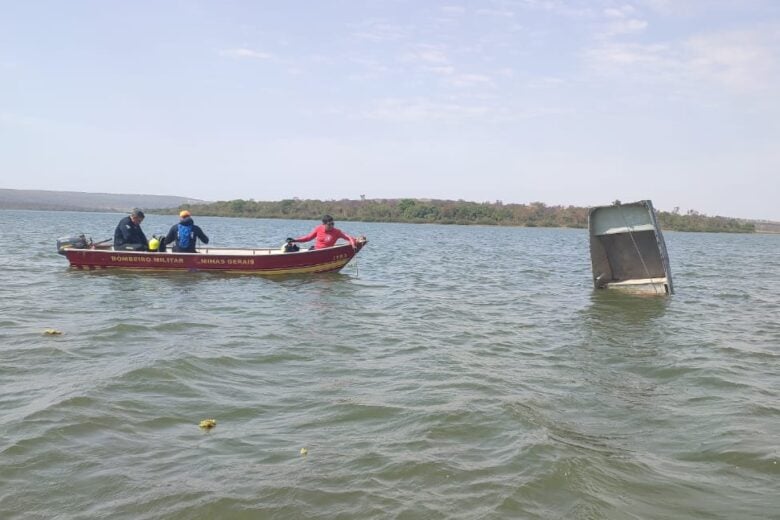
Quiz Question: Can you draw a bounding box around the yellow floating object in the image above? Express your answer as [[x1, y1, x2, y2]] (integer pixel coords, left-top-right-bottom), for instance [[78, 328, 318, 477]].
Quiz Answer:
[[199, 419, 217, 430], [300, 447, 308, 456], [43, 329, 63, 335]]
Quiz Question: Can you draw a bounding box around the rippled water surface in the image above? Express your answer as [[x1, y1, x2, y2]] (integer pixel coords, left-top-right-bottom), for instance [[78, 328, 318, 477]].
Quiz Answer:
[[1, 210, 778, 519]]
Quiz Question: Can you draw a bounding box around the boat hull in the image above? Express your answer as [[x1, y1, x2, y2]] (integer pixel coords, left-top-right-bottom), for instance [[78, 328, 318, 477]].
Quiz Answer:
[[62, 241, 365, 275], [588, 201, 673, 295]]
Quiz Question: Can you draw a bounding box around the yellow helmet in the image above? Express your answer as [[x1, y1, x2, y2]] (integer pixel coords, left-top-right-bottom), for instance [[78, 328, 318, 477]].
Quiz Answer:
[[149, 238, 160, 251]]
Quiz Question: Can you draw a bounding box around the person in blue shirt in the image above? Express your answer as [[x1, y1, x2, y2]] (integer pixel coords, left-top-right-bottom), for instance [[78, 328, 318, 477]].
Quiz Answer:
[[113, 208, 149, 251], [163, 210, 209, 252]]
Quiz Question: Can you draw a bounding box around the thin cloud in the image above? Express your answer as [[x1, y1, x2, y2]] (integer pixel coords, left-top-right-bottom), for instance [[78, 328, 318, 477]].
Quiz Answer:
[[476, 8, 516, 18], [359, 97, 490, 122], [348, 57, 392, 80], [598, 5, 648, 37], [526, 76, 565, 88], [585, 27, 780, 93], [604, 5, 638, 19], [353, 90, 569, 125], [0, 111, 39, 129], [402, 45, 450, 65], [517, 0, 595, 18], [640, 0, 748, 17], [447, 73, 495, 88], [586, 42, 671, 68], [685, 29, 780, 91], [427, 65, 456, 76], [220, 48, 275, 60], [352, 21, 412, 42], [441, 5, 466, 16], [0, 111, 92, 132], [604, 18, 648, 36]]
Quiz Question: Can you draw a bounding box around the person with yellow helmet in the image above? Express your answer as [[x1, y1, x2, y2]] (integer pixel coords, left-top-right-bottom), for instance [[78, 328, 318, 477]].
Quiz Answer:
[[162, 210, 209, 252]]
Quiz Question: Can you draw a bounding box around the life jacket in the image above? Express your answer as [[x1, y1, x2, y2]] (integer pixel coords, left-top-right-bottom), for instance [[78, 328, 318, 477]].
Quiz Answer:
[[177, 223, 194, 249]]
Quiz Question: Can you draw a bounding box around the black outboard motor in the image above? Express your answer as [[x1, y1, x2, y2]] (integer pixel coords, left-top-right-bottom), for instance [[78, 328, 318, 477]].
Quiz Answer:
[[56, 234, 90, 255]]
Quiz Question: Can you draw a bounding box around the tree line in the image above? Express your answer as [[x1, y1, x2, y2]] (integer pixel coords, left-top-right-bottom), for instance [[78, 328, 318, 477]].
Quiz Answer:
[[157, 198, 755, 233]]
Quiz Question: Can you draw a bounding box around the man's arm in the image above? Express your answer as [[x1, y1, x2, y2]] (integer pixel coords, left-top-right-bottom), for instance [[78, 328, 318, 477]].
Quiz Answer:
[[164, 225, 177, 245], [335, 229, 356, 247], [294, 227, 318, 243], [196, 226, 209, 244]]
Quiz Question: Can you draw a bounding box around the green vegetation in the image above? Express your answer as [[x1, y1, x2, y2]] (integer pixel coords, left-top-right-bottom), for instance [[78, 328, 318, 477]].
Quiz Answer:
[[161, 198, 756, 233], [659, 207, 755, 233]]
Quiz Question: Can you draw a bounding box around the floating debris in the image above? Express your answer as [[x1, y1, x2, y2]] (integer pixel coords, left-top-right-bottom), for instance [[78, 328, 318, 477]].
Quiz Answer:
[[199, 419, 217, 430], [43, 329, 63, 335], [300, 447, 308, 456]]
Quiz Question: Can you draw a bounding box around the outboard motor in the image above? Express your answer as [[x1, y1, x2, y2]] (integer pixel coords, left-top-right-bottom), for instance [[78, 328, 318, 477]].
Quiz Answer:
[[56, 234, 90, 255]]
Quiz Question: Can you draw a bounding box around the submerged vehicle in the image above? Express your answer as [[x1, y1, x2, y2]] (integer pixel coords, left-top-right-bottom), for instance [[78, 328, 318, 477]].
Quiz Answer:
[[588, 200, 673, 295], [56, 235, 367, 275]]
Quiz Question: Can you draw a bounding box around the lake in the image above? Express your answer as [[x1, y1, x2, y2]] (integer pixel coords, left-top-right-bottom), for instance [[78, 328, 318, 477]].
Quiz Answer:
[[1, 210, 778, 519]]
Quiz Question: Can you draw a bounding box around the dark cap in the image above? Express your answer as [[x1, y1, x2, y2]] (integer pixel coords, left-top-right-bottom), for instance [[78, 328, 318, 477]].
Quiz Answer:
[[131, 208, 145, 218]]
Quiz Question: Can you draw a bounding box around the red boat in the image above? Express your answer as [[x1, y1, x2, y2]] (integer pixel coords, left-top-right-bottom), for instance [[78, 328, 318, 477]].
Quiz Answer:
[[56, 235, 367, 275]]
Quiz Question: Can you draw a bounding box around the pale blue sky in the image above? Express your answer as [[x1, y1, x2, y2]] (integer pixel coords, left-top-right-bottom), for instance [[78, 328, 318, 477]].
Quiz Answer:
[[2, 1, 779, 219]]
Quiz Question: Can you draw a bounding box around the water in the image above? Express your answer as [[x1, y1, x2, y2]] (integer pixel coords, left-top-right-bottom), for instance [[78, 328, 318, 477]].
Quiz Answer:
[[1, 210, 778, 519]]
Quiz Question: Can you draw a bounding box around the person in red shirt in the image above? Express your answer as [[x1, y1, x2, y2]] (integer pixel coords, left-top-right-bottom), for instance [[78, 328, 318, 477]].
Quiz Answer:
[[291, 215, 356, 250]]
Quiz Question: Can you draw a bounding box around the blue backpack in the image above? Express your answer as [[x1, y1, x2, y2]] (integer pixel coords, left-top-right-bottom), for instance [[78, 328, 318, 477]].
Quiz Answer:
[[177, 224, 193, 249]]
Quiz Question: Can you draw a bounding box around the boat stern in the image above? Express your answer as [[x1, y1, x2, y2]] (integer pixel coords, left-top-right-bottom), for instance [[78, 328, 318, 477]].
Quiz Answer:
[[589, 200, 674, 295]]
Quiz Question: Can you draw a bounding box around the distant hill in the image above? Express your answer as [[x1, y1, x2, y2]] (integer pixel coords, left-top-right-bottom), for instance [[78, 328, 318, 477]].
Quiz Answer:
[[0, 189, 206, 212]]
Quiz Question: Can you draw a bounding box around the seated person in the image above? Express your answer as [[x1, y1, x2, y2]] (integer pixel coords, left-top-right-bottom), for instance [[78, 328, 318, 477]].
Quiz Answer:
[[289, 215, 356, 250], [113, 208, 149, 251], [163, 210, 209, 252]]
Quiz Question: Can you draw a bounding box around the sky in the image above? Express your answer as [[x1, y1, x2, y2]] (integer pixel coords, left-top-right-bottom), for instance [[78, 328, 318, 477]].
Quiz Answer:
[[1, 1, 779, 220]]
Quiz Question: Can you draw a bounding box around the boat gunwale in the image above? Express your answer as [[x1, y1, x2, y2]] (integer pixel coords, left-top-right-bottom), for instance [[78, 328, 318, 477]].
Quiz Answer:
[[63, 242, 357, 257]]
